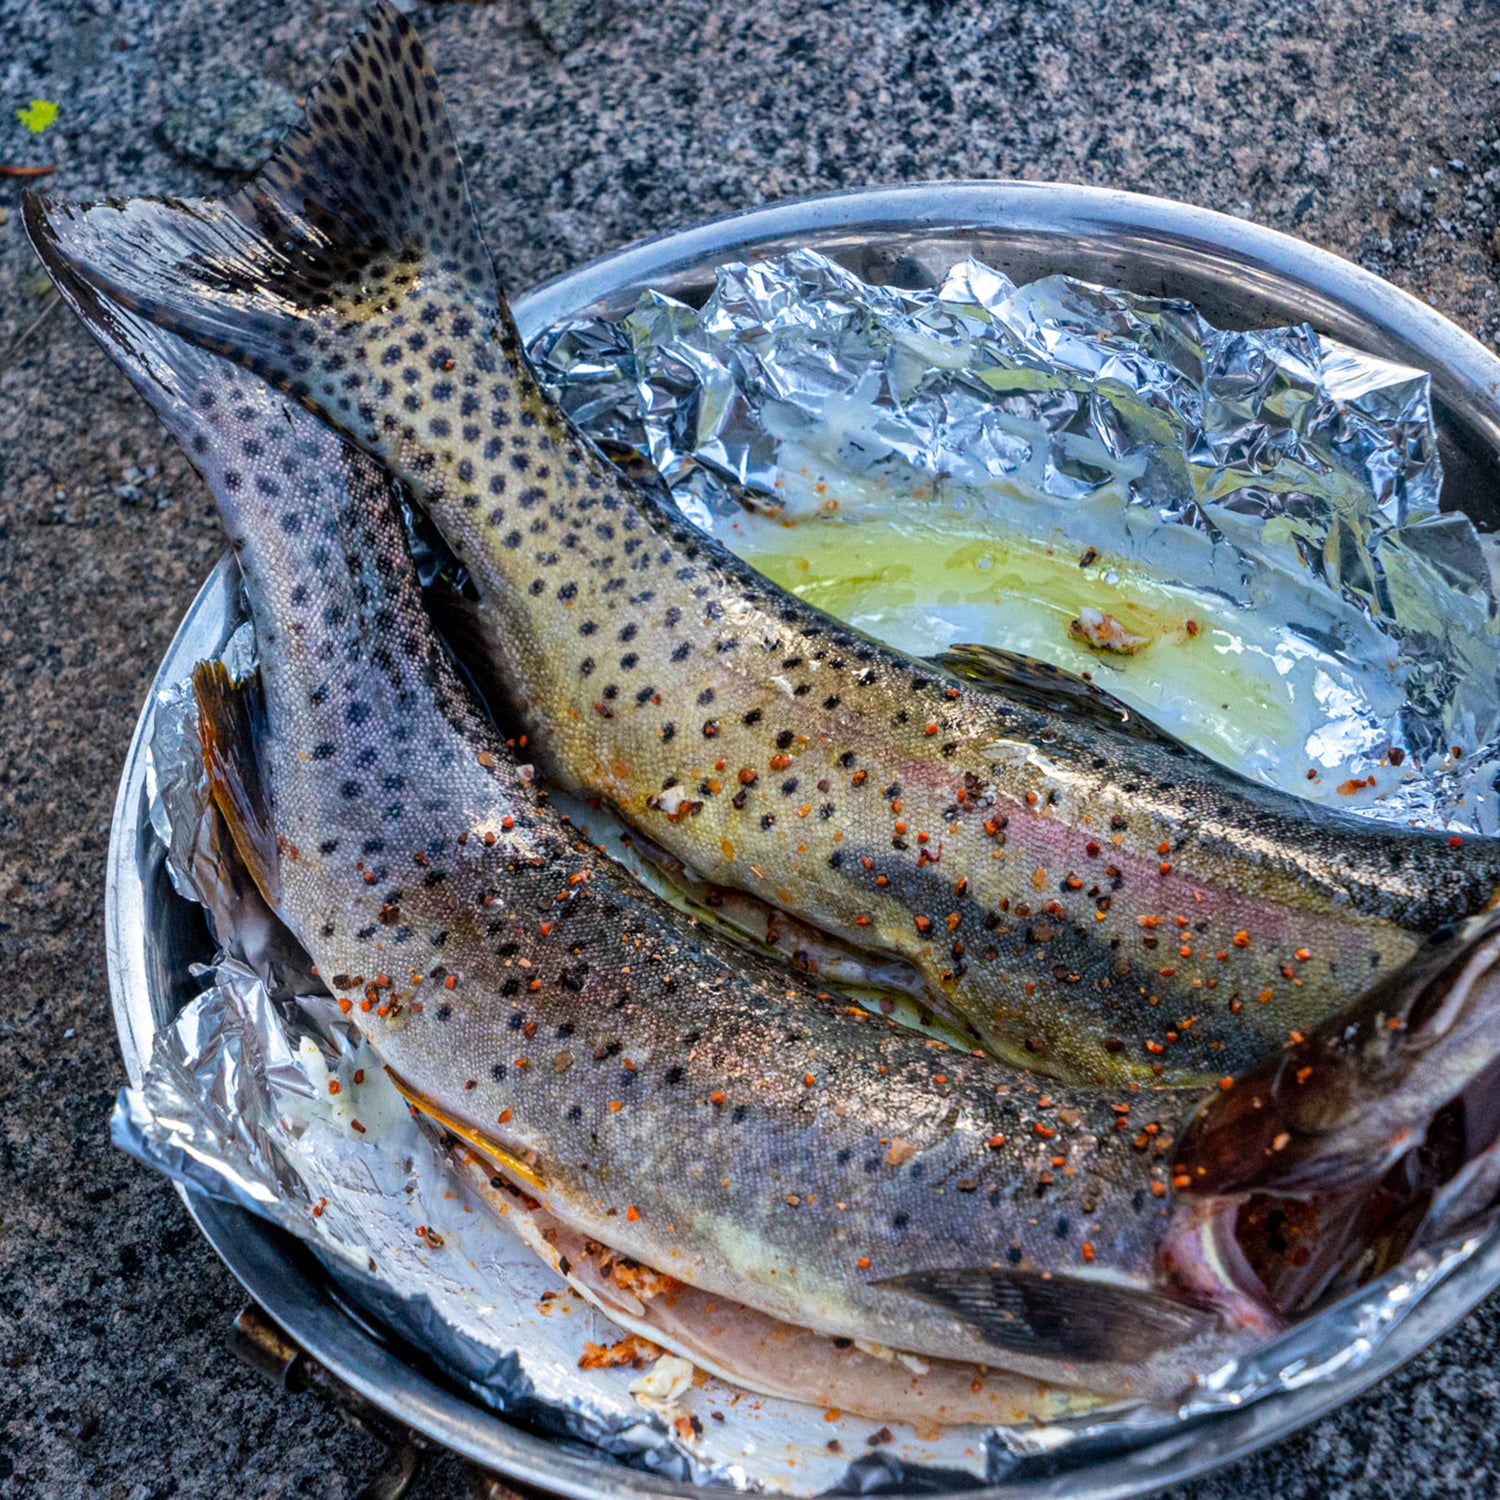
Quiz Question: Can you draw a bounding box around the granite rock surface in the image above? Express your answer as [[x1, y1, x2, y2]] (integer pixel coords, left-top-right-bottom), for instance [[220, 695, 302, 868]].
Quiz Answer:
[[4, 0, 1500, 1495]]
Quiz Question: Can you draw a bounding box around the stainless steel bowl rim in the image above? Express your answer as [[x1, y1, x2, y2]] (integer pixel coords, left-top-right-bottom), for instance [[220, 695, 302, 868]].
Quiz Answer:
[[105, 180, 1500, 1500]]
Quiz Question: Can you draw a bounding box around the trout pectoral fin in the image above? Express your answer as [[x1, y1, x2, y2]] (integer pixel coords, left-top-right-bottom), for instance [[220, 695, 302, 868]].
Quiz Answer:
[[933, 643, 1190, 753], [873, 1267, 1214, 1364], [192, 660, 280, 908], [383, 1065, 546, 1194]]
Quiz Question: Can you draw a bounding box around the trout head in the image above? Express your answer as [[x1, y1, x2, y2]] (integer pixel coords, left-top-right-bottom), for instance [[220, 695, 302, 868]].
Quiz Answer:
[[1167, 914, 1500, 1324]]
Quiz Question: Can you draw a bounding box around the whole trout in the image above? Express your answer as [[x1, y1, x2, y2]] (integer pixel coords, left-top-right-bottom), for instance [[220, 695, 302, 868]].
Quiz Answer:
[[33, 4, 1500, 1091]]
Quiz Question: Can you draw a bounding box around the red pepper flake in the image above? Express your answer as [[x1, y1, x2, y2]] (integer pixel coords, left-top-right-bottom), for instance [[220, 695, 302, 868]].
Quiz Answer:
[[945, 911, 960, 931], [1232, 930, 1250, 948], [1218, 1076, 1234, 1091], [1081, 1242, 1095, 1262], [609, 1100, 623, 1112], [311, 1199, 326, 1218], [1085, 840, 1100, 857], [709, 1092, 726, 1106], [350, 1119, 366, 1134], [1033, 1122, 1056, 1139], [852, 769, 868, 786], [1158, 861, 1172, 876], [894, 820, 908, 836], [738, 767, 757, 785], [854, 915, 871, 926], [328, 1080, 342, 1096], [923, 722, 938, 735], [1146, 1040, 1165, 1055], [337, 997, 352, 1015], [1156, 840, 1171, 856], [1150, 1180, 1167, 1198], [913, 915, 932, 934], [803, 1073, 817, 1087], [983, 818, 1002, 837], [477, 750, 497, 768], [916, 830, 930, 844], [987, 1133, 1007, 1148], [932, 1074, 949, 1086], [499, 1109, 513, 1123], [769, 753, 793, 771], [626, 1205, 640, 1222], [1172, 1173, 1190, 1191], [501, 815, 515, 830], [1450, 835, 1465, 848], [444, 974, 457, 990], [856, 1256, 871, 1269]]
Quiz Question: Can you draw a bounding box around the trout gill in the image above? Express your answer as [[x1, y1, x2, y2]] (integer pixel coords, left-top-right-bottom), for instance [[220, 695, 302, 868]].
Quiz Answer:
[[28, 6, 1500, 1094]]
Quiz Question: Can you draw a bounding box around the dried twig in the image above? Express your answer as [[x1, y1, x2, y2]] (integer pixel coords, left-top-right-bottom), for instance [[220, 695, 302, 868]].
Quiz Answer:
[[2, 292, 62, 365]]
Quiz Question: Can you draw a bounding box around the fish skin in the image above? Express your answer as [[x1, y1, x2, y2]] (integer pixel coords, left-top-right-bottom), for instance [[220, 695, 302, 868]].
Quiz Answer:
[[37, 13, 1500, 1093], [31, 10, 1500, 1091], [37, 250, 1261, 1401]]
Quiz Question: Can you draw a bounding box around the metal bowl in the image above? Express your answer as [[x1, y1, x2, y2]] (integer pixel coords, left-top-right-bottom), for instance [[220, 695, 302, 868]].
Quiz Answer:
[[106, 181, 1500, 1499]]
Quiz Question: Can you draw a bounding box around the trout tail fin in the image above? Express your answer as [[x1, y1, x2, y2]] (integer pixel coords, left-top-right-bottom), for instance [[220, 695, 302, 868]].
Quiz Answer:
[[23, 1, 504, 435]]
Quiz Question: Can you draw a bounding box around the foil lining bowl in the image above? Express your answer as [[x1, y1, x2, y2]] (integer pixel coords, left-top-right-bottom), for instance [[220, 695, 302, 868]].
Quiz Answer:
[[106, 182, 1500, 1499]]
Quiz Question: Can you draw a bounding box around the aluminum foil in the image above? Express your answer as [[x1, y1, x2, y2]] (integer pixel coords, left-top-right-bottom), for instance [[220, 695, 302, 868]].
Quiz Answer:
[[113, 562, 1500, 1495], [529, 250, 1500, 832]]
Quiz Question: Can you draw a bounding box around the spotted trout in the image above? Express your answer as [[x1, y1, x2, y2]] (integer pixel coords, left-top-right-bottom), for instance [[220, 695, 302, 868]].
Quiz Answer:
[[32, 4, 1500, 1091], [40, 165, 1500, 1422]]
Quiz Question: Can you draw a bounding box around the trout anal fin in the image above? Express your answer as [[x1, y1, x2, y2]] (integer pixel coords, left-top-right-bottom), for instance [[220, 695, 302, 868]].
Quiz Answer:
[[192, 659, 280, 909]]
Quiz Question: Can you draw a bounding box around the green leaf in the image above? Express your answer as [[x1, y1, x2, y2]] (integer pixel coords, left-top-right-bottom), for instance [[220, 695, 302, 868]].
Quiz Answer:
[[15, 100, 59, 134]]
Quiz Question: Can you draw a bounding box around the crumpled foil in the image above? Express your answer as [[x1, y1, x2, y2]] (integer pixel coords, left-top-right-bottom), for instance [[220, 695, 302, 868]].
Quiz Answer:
[[113, 556, 1500, 1495], [529, 250, 1500, 832]]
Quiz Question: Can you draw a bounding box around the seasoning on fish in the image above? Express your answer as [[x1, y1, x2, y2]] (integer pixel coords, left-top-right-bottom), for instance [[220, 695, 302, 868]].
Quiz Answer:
[[37, 7, 1500, 1091]]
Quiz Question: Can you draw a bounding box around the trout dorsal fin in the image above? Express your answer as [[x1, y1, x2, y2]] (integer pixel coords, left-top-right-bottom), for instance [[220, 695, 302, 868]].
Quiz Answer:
[[192, 660, 280, 908], [22, 1, 500, 391], [933, 642, 1190, 753]]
